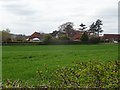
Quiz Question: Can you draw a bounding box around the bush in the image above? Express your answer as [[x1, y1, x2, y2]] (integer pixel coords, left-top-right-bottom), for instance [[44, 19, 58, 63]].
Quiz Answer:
[[80, 32, 89, 42], [89, 37, 100, 44], [36, 61, 119, 88], [3, 61, 119, 88], [58, 34, 69, 40], [43, 34, 52, 44]]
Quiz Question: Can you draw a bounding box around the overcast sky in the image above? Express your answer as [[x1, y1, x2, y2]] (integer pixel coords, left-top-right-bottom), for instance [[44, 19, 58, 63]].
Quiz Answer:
[[0, 0, 119, 35]]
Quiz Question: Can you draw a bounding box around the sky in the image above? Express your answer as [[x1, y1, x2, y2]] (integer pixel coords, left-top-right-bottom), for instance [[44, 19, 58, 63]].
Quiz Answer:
[[0, 0, 119, 35]]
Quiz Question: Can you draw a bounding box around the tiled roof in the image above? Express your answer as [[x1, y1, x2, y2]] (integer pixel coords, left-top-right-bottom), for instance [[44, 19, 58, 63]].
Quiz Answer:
[[72, 31, 83, 40], [29, 32, 43, 40], [104, 34, 120, 38]]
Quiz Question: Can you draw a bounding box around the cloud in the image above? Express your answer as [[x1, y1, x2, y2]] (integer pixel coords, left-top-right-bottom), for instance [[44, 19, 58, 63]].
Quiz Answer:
[[0, 0, 18, 1], [0, 0, 119, 34], [96, 7, 117, 18], [3, 4, 36, 16], [1, 0, 36, 16], [100, 8, 118, 33]]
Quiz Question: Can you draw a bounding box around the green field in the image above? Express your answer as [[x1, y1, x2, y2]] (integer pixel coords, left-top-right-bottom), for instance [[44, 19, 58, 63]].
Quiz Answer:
[[2, 44, 118, 83]]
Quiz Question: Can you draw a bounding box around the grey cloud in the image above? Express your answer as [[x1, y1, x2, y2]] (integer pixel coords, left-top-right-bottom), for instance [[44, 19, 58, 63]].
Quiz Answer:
[[92, 7, 118, 30], [0, 0, 18, 1], [96, 7, 117, 19], [2, 1, 36, 16]]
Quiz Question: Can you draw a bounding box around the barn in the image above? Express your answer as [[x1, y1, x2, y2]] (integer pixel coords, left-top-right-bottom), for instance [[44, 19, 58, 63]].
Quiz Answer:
[[28, 32, 44, 42]]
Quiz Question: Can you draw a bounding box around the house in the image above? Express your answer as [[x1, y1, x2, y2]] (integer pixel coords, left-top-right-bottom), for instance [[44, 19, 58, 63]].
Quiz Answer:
[[71, 31, 83, 41], [28, 32, 44, 42], [103, 34, 120, 42]]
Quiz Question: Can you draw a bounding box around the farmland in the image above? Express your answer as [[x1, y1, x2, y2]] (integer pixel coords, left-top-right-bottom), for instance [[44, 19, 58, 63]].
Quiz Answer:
[[2, 44, 118, 85]]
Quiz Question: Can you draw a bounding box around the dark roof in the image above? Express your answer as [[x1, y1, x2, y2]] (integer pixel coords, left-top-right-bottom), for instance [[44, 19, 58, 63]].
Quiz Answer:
[[72, 31, 83, 40], [29, 32, 43, 39], [104, 34, 120, 36], [104, 34, 120, 37], [103, 34, 120, 40]]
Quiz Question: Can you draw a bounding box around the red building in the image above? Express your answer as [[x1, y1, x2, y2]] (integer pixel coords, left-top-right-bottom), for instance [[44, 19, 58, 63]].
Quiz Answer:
[[71, 31, 83, 41], [103, 34, 120, 42], [28, 32, 44, 42]]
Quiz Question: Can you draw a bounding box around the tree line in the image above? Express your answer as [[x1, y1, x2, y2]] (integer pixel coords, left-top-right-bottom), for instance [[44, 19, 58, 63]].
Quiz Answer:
[[49, 19, 103, 43], [0, 19, 103, 43]]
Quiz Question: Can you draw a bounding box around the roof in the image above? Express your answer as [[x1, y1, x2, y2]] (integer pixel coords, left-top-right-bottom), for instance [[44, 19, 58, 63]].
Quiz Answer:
[[72, 31, 83, 40], [29, 32, 42, 39], [104, 34, 120, 38]]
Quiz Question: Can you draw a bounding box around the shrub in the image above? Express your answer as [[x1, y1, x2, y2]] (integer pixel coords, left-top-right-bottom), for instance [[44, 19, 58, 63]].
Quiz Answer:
[[80, 32, 89, 42], [43, 34, 52, 44], [89, 37, 100, 44], [58, 34, 69, 40], [3, 61, 119, 88], [36, 61, 119, 88]]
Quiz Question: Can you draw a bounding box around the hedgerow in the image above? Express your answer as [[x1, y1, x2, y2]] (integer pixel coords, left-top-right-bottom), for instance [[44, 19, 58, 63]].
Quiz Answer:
[[3, 60, 119, 88]]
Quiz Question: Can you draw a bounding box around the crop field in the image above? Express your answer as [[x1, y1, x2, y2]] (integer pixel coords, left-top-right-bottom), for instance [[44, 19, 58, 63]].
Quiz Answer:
[[2, 44, 118, 85]]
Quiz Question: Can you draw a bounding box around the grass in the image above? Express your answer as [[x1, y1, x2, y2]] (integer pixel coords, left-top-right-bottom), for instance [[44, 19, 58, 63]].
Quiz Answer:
[[2, 44, 118, 83]]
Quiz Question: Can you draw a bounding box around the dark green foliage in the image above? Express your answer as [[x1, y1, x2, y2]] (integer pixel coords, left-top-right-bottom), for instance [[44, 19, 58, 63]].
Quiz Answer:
[[89, 37, 100, 44], [89, 19, 103, 36], [59, 34, 69, 40], [3, 61, 119, 88], [50, 30, 58, 37], [80, 32, 89, 42], [79, 23, 87, 31], [43, 34, 52, 44], [39, 61, 119, 88]]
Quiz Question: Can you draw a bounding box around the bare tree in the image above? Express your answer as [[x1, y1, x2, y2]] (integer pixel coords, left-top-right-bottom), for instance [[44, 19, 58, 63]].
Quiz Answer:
[[2, 28, 11, 43], [58, 22, 74, 33], [58, 22, 75, 38]]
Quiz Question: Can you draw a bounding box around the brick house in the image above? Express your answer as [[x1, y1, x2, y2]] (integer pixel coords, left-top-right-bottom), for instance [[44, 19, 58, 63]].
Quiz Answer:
[[103, 34, 120, 42], [28, 32, 44, 42], [71, 31, 83, 41]]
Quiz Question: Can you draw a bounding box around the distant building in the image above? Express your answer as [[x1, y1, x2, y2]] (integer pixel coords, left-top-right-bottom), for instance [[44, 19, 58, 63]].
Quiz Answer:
[[71, 31, 83, 41], [103, 34, 120, 42], [28, 32, 44, 42]]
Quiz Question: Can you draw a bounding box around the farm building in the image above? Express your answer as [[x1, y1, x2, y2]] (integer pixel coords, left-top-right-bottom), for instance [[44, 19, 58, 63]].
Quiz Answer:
[[103, 34, 120, 42], [71, 31, 83, 41], [28, 32, 44, 42]]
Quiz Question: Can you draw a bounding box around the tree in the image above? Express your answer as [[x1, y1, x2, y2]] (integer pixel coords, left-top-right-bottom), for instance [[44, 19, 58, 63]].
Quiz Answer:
[[80, 31, 89, 42], [58, 22, 75, 39], [59, 34, 69, 40], [15, 35, 26, 42], [44, 34, 52, 43], [89, 22, 96, 33], [51, 30, 58, 37], [58, 22, 74, 33], [95, 19, 103, 36], [79, 23, 87, 31], [89, 19, 103, 36], [2, 29, 11, 43], [89, 37, 100, 44]]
